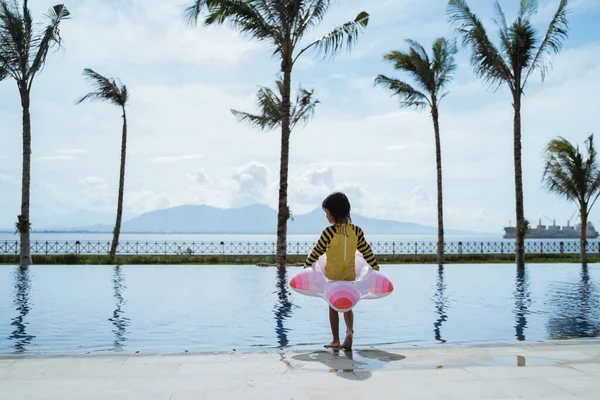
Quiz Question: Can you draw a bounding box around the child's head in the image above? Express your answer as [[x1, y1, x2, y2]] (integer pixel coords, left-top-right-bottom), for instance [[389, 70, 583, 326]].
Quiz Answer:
[[322, 192, 351, 224]]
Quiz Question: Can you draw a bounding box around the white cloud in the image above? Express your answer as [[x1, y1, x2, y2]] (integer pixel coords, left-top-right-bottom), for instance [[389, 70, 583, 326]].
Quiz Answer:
[[124, 191, 172, 215], [187, 169, 208, 184], [81, 176, 108, 192], [34, 155, 75, 161], [151, 154, 205, 163], [231, 162, 270, 207], [0, 173, 18, 185], [60, 0, 264, 67], [55, 148, 91, 155]]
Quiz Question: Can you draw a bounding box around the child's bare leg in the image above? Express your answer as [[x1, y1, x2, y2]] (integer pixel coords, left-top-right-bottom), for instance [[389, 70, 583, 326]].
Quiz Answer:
[[325, 307, 341, 348], [341, 310, 354, 349]]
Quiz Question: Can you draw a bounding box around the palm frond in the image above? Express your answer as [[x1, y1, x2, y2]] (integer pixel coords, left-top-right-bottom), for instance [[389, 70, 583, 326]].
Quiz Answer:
[[77, 68, 128, 107], [584, 135, 600, 203], [0, 0, 27, 80], [296, 10, 368, 62], [0, 64, 6, 80], [507, 15, 537, 78], [374, 74, 430, 109], [404, 39, 436, 93], [254, 0, 280, 27], [492, 1, 512, 58], [543, 137, 587, 203], [295, 0, 330, 38], [380, 37, 456, 105], [290, 86, 319, 129], [232, 84, 281, 131], [27, 3, 70, 87], [232, 75, 319, 132], [523, 0, 569, 85], [203, 0, 276, 42], [447, 0, 513, 91], [183, 0, 209, 26], [231, 109, 279, 130], [518, 0, 538, 20], [431, 37, 457, 95], [382, 47, 431, 94]]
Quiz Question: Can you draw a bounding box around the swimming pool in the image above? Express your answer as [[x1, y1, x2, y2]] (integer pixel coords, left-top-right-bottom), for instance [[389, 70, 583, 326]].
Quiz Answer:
[[0, 264, 599, 355]]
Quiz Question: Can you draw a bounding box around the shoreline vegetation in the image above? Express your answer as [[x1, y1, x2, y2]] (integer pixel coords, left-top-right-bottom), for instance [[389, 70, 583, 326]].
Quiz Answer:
[[0, 253, 598, 266]]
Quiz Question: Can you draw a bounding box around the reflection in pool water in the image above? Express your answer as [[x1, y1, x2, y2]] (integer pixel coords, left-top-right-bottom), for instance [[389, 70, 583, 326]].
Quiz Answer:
[[108, 266, 130, 351], [8, 269, 35, 352], [273, 268, 293, 347], [0, 264, 599, 354], [514, 268, 531, 341], [546, 267, 600, 339], [433, 268, 448, 343]]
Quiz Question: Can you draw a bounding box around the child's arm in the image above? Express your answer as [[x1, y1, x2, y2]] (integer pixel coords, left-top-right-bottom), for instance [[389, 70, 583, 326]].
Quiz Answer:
[[304, 226, 334, 268], [357, 227, 380, 270]]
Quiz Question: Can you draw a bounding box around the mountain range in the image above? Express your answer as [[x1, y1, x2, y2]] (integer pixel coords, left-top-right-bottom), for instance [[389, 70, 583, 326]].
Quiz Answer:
[[19, 204, 485, 235]]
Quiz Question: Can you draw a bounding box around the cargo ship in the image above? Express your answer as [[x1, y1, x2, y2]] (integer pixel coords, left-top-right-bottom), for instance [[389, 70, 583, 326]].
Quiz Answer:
[[503, 218, 599, 239]]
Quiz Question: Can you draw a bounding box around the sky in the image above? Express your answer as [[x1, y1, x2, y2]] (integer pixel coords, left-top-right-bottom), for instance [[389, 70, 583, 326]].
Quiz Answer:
[[0, 0, 599, 233]]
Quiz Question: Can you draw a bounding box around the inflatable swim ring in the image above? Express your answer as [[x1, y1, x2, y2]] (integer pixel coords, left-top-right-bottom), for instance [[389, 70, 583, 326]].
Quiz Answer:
[[289, 251, 394, 312]]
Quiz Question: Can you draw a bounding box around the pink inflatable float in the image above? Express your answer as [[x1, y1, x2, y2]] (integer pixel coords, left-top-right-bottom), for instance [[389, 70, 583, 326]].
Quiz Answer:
[[290, 251, 394, 312]]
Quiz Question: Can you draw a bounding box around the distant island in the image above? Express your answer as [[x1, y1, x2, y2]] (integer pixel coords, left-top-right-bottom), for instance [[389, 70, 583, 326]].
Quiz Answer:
[[0, 204, 488, 235]]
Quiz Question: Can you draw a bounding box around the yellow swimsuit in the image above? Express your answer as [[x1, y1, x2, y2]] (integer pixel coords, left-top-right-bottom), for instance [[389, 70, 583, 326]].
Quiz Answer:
[[304, 223, 379, 281]]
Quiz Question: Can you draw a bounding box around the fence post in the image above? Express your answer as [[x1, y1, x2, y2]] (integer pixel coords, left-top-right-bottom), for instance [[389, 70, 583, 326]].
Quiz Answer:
[[45, 241, 48, 255], [75, 241, 80, 255], [393, 242, 395, 255], [500, 242, 504, 254], [481, 242, 484, 254], [560, 241, 564, 254], [540, 242, 543, 254], [458, 241, 463, 255]]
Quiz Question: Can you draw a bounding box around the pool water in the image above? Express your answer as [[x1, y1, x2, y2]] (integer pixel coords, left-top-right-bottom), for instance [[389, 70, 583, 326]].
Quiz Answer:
[[0, 264, 599, 355]]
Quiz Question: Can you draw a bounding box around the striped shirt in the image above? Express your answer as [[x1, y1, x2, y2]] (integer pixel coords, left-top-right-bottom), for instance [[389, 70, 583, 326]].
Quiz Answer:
[[304, 223, 379, 275]]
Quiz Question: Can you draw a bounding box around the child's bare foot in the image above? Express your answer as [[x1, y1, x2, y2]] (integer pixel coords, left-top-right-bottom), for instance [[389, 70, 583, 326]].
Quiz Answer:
[[325, 341, 341, 349], [341, 331, 353, 349]]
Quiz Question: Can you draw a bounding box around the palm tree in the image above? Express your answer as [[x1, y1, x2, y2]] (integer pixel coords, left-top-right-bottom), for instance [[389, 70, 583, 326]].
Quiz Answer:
[[186, 0, 369, 268], [447, 0, 569, 268], [0, 1, 70, 269], [542, 135, 600, 265], [231, 75, 319, 131], [77, 68, 130, 264], [375, 38, 457, 267]]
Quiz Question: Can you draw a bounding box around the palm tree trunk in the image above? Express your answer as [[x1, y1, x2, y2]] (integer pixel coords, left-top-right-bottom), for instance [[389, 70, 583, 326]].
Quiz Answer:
[[18, 86, 32, 270], [276, 68, 292, 269], [431, 105, 445, 267], [580, 204, 588, 266], [109, 108, 128, 264], [513, 93, 526, 268]]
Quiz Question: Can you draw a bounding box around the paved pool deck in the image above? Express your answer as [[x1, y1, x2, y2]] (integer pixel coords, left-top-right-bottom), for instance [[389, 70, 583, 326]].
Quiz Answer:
[[1, 341, 599, 399]]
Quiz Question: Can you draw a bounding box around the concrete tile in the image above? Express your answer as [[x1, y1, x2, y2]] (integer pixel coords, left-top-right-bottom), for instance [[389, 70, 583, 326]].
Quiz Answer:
[[124, 354, 233, 365], [1, 342, 600, 400], [548, 376, 600, 396], [465, 365, 586, 380], [378, 367, 476, 382], [567, 362, 600, 375], [430, 378, 574, 399], [0, 378, 120, 400]]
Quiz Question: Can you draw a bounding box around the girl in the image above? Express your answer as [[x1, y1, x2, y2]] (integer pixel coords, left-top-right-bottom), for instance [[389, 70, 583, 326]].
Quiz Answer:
[[304, 192, 380, 349]]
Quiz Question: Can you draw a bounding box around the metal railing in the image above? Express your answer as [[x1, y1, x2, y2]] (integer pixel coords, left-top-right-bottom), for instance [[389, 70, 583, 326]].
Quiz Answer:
[[1, 240, 598, 256]]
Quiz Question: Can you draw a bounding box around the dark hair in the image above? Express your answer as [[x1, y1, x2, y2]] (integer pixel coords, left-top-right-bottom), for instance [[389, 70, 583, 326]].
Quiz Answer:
[[322, 192, 351, 224]]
